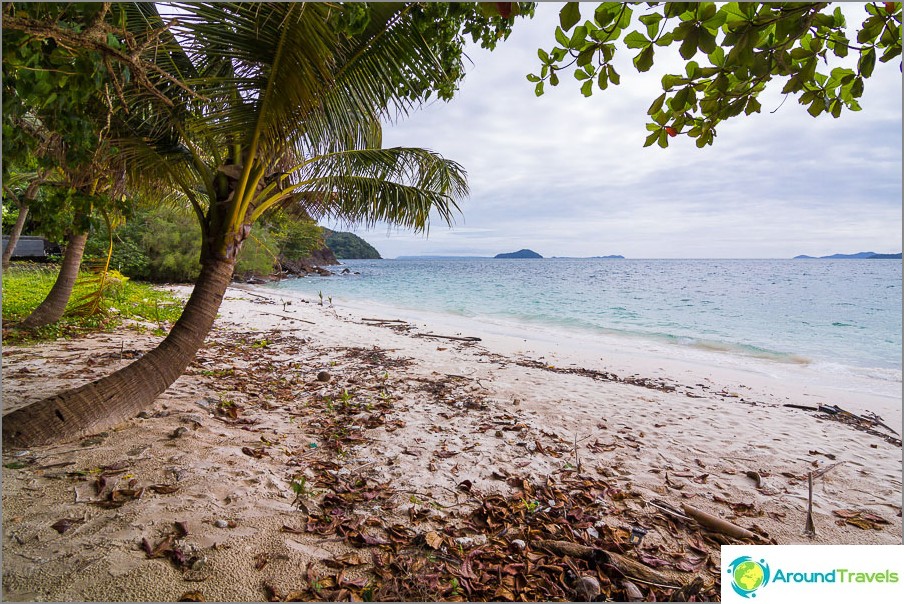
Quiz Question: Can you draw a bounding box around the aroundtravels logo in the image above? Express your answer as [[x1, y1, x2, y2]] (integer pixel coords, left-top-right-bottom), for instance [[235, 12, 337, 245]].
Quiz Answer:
[[726, 556, 771, 598]]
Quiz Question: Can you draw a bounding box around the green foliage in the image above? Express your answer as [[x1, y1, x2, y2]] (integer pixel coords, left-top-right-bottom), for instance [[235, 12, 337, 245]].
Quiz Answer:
[[271, 215, 326, 262], [2, 263, 184, 344], [234, 227, 279, 280], [531, 2, 903, 147], [324, 230, 382, 260]]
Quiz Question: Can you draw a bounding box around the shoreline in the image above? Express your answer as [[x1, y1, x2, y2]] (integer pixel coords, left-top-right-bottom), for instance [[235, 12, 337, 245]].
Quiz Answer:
[[263, 283, 903, 429], [2, 282, 901, 601]]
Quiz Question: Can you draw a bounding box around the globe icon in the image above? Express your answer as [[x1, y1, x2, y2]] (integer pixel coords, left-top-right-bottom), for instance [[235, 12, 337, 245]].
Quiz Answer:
[[733, 560, 765, 592]]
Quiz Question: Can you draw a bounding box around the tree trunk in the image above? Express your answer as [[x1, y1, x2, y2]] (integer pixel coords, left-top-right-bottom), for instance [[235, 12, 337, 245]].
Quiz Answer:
[[19, 230, 89, 329], [2, 255, 237, 447], [2, 202, 30, 270], [2, 178, 41, 270]]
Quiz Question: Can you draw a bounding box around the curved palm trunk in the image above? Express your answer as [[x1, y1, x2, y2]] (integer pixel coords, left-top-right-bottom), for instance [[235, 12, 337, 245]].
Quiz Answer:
[[2, 201, 29, 270], [19, 230, 89, 329], [3, 255, 236, 447]]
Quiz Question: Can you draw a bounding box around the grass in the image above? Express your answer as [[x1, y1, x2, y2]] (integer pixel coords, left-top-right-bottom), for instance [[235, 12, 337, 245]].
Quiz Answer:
[[2, 262, 185, 344]]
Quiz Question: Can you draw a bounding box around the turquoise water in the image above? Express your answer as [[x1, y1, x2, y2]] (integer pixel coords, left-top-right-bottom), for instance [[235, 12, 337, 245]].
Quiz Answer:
[[269, 258, 902, 373]]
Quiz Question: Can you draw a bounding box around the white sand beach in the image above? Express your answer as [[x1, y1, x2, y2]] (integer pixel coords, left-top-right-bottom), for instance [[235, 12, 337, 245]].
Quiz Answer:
[[2, 283, 901, 601]]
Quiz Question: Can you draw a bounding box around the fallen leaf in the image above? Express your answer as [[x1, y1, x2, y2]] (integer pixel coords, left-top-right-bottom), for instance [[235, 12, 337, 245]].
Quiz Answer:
[[178, 590, 204, 601], [424, 531, 444, 549]]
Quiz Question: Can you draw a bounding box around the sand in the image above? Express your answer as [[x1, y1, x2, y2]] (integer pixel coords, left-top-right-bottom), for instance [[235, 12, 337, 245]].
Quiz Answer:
[[2, 283, 901, 601]]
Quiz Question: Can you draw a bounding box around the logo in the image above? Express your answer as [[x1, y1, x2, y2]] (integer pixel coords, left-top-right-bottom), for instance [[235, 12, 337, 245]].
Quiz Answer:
[[727, 556, 771, 598]]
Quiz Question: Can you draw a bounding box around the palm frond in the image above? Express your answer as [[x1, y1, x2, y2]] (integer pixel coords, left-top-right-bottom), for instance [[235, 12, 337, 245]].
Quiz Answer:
[[274, 147, 468, 232]]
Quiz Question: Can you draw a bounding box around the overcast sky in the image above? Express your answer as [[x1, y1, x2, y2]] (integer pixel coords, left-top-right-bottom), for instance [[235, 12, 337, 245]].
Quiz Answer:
[[326, 3, 902, 259]]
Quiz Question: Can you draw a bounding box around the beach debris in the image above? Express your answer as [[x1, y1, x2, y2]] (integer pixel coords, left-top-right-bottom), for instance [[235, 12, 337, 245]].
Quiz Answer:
[[213, 519, 229, 528], [681, 503, 759, 541], [573, 576, 602, 601], [50, 518, 83, 534], [149, 483, 180, 494], [415, 333, 482, 342], [804, 472, 816, 538], [316, 370, 331, 382], [178, 590, 204, 601], [833, 509, 890, 530], [745, 470, 764, 489], [622, 580, 644, 601]]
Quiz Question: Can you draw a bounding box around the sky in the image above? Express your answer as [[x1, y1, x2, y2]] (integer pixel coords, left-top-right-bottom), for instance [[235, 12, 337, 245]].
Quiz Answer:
[[324, 3, 903, 260]]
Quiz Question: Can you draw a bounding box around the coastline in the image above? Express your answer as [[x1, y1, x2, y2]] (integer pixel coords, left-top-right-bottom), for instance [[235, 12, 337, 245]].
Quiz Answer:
[[2, 283, 901, 601]]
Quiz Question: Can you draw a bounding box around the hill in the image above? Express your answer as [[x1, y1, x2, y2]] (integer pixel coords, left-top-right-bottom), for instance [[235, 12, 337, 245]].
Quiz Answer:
[[495, 249, 542, 259], [794, 252, 902, 259], [324, 230, 382, 259]]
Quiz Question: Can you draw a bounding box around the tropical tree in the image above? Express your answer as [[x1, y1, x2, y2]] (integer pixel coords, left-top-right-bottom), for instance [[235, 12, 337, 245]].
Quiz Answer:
[[2, 2, 531, 446], [531, 2, 902, 147], [2, 3, 141, 327]]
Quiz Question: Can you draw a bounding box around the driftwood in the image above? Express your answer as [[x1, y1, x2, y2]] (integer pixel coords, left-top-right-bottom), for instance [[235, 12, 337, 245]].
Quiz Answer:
[[362, 318, 407, 324], [414, 333, 482, 342], [256, 311, 315, 324], [804, 472, 816, 537], [536, 540, 683, 588], [681, 504, 758, 540]]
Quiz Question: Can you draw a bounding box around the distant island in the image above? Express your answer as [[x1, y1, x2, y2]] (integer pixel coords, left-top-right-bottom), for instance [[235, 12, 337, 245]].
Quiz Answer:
[[592, 255, 625, 259], [495, 249, 542, 259], [794, 252, 902, 260]]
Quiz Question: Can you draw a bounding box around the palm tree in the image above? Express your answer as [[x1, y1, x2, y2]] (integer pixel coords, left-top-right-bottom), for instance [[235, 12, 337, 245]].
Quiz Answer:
[[3, 2, 470, 446]]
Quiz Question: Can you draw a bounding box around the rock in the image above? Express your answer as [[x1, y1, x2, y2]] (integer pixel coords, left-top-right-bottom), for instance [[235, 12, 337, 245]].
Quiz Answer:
[[170, 427, 189, 439], [511, 539, 526, 551], [213, 519, 229, 528], [137, 411, 152, 419], [316, 370, 331, 382]]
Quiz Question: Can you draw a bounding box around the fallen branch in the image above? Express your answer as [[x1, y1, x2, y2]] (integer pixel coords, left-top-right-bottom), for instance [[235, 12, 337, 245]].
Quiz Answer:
[[362, 318, 407, 324], [804, 472, 816, 537], [415, 333, 482, 342], [536, 540, 684, 588], [256, 310, 315, 324], [681, 503, 758, 541]]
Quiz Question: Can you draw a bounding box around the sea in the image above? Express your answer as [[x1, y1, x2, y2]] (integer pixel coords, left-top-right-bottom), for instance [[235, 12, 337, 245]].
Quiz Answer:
[[268, 258, 902, 392]]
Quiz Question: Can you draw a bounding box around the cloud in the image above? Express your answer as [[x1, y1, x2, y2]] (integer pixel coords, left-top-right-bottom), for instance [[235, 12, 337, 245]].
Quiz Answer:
[[328, 4, 902, 259]]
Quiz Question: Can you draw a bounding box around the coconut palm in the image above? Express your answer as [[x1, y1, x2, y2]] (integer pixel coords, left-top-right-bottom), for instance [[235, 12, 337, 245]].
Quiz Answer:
[[3, 2, 470, 446]]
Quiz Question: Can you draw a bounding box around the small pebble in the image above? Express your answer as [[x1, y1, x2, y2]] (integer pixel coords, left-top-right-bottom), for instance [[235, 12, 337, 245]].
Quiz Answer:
[[316, 370, 331, 382], [511, 539, 526, 551], [213, 519, 228, 528]]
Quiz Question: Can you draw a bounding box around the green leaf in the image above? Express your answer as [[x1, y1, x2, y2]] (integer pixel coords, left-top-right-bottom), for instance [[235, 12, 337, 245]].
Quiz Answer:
[[570, 25, 589, 47], [538, 48, 550, 63], [744, 97, 761, 115], [657, 130, 669, 148], [577, 47, 595, 68], [550, 72, 560, 86], [858, 48, 876, 77], [526, 73, 541, 83], [679, 29, 700, 60], [648, 92, 667, 115], [575, 70, 590, 81], [634, 46, 655, 72], [698, 28, 717, 54], [555, 27, 570, 47], [535, 81, 545, 97], [671, 86, 691, 113], [581, 80, 594, 97], [560, 2, 581, 31], [807, 100, 824, 117], [662, 74, 688, 89], [643, 131, 660, 147], [625, 31, 651, 49], [597, 70, 609, 90], [607, 64, 620, 85]]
